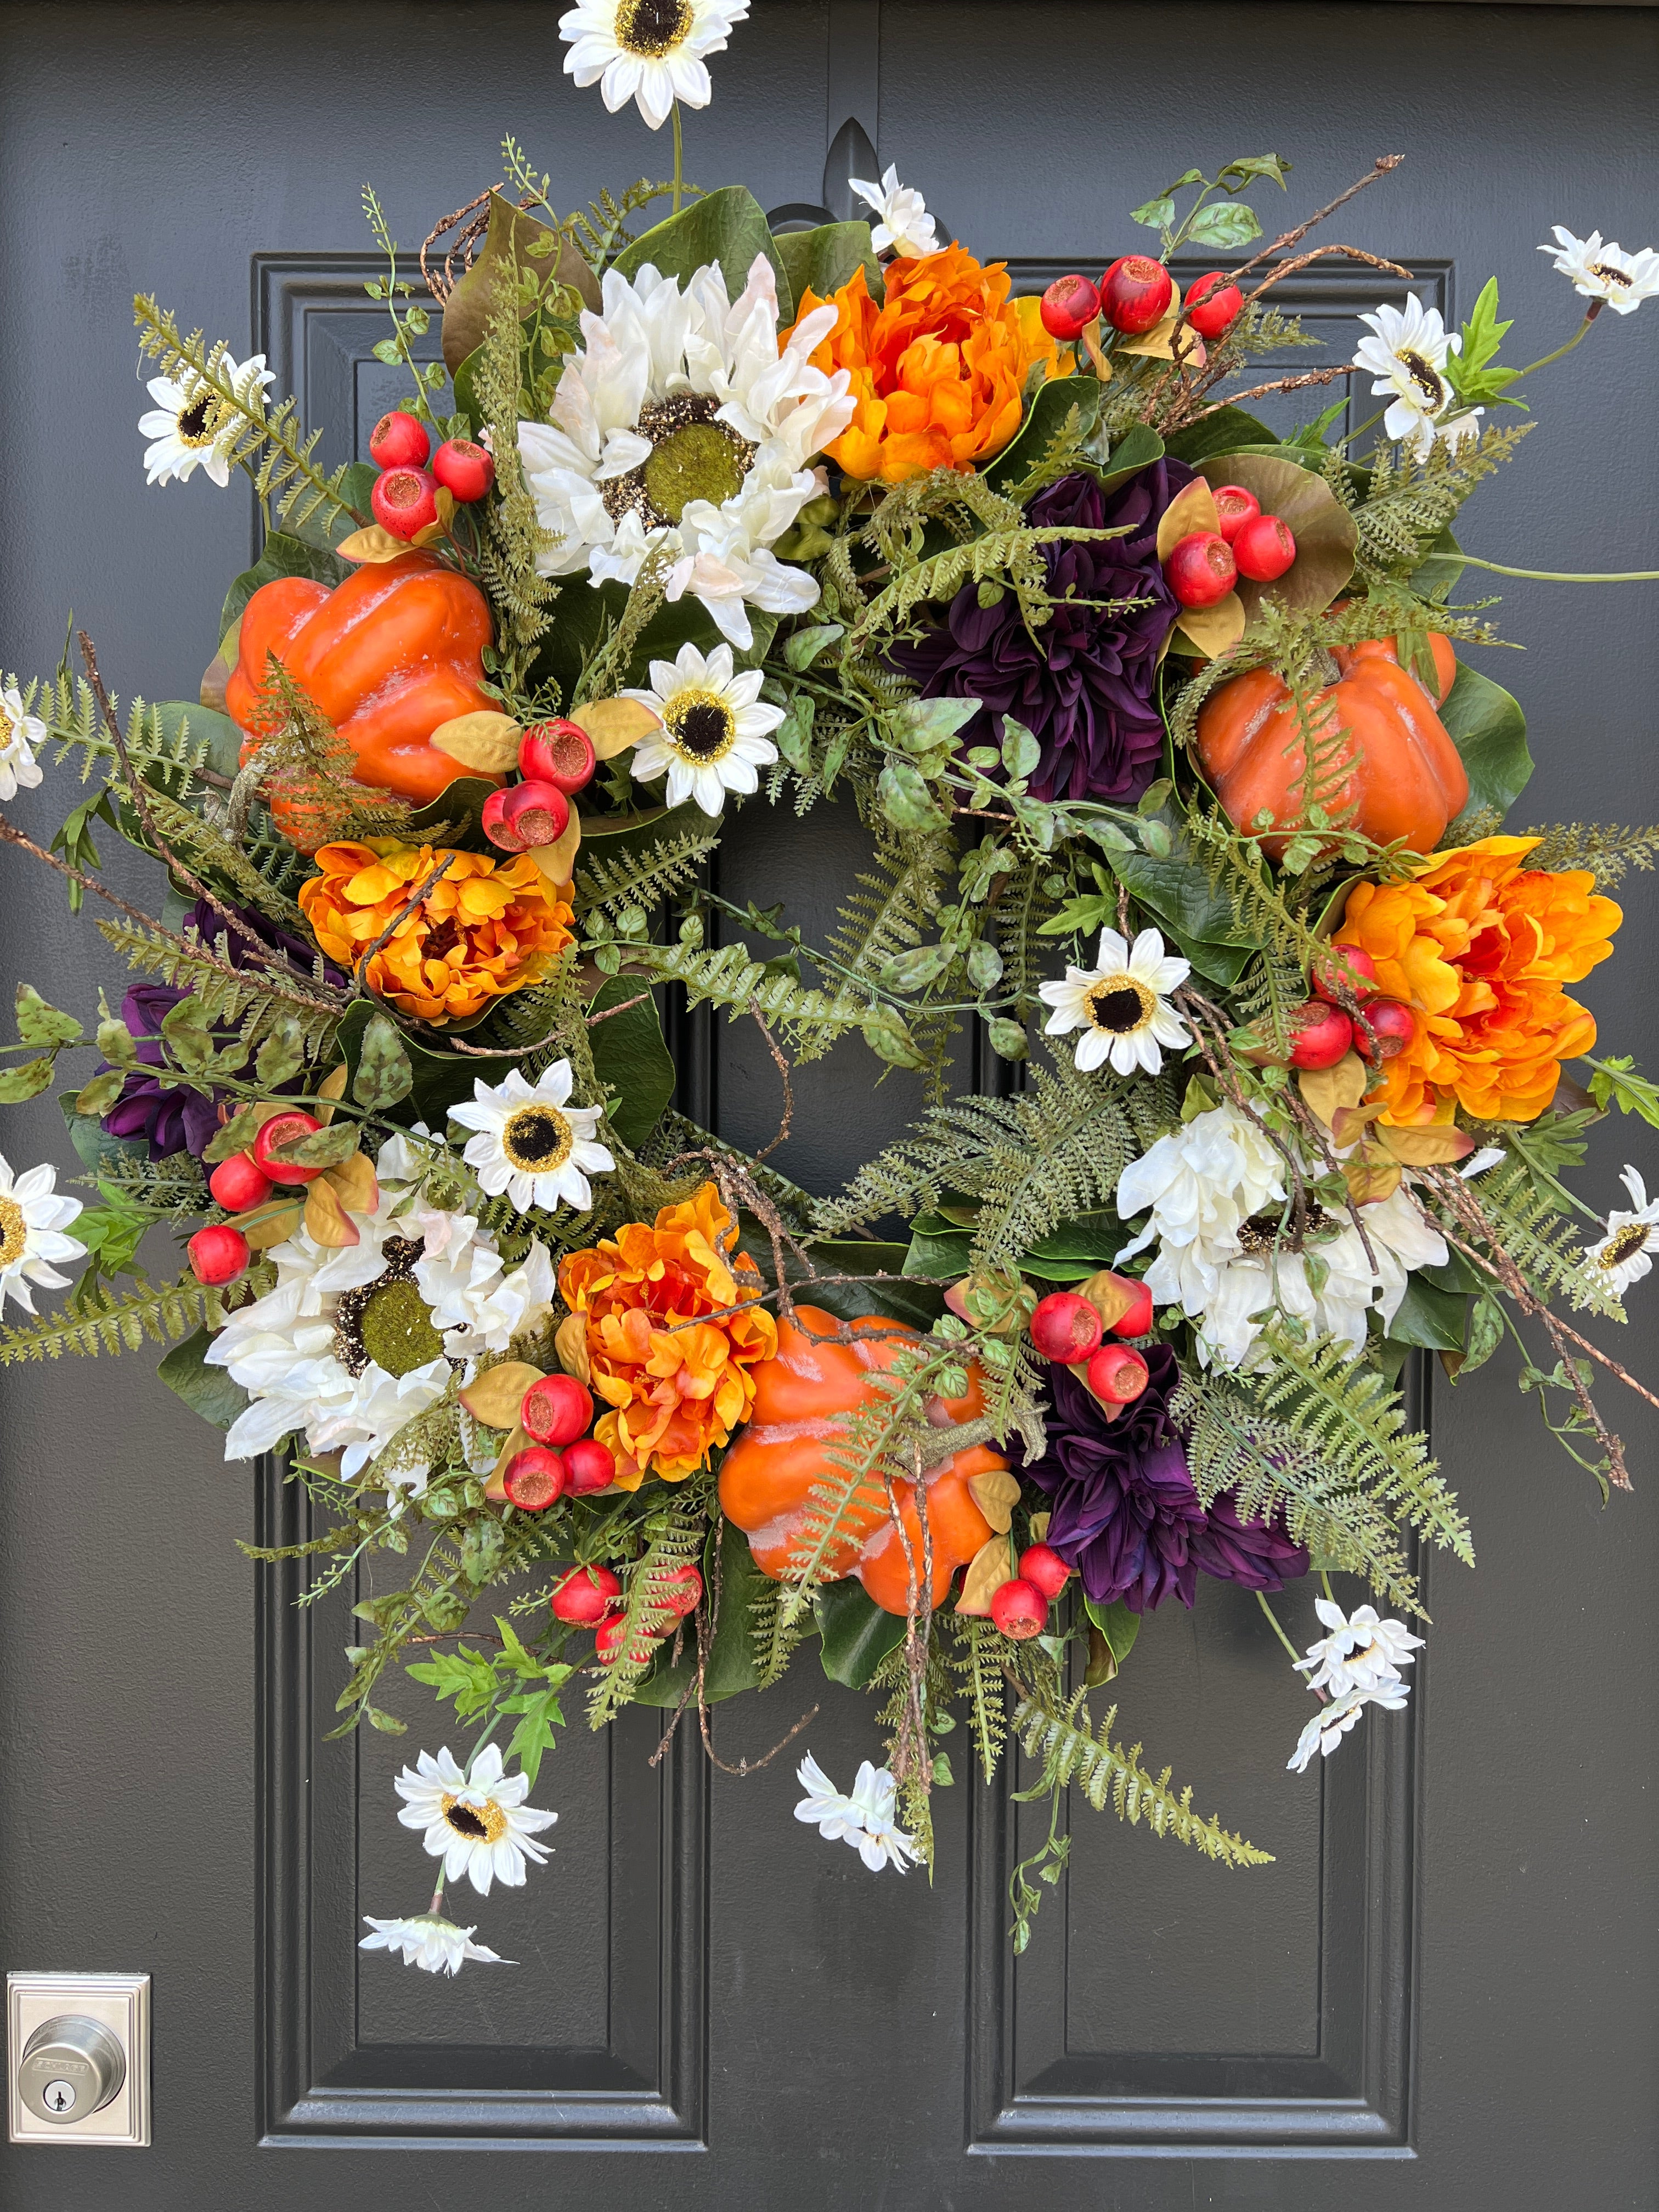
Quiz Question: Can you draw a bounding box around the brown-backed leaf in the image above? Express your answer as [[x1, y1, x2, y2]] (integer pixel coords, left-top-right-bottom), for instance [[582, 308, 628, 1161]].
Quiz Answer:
[[530, 803, 582, 889], [1076, 1269, 1137, 1332], [1342, 1148, 1402, 1205], [484, 1420, 530, 1504], [243, 1201, 304, 1250], [1197, 452, 1357, 623], [1330, 1100, 1389, 1150], [1299, 1051, 1369, 1127], [955, 1533, 1017, 1616], [555, 1311, 591, 1382], [200, 644, 233, 713], [336, 525, 407, 565], [1155, 473, 1223, 562], [966, 1466, 1022, 1534], [430, 710, 521, 774], [314, 1062, 349, 1127], [460, 1359, 544, 1430], [1175, 591, 1245, 659], [1379, 1122, 1475, 1166], [441, 193, 601, 374], [322, 1149, 379, 1215], [1118, 283, 1206, 365], [304, 1177, 361, 1248], [572, 697, 662, 759]]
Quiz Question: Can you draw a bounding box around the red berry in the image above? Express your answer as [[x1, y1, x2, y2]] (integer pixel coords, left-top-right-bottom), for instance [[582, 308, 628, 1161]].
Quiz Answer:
[[1165, 530, 1237, 609], [1186, 273, 1244, 340], [482, 780, 571, 853], [1211, 484, 1260, 545], [1094, 1269, 1154, 1340], [564, 1437, 617, 1494], [368, 410, 430, 471], [990, 1578, 1047, 1639], [1099, 253, 1174, 334], [551, 1562, 622, 1625], [431, 437, 495, 503], [252, 1110, 324, 1187], [595, 1610, 657, 1666], [521, 1372, 594, 1448], [1233, 512, 1297, 583], [208, 1152, 272, 1212], [1286, 1000, 1355, 1070], [370, 465, 439, 540], [658, 1564, 703, 1619], [1353, 998, 1417, 1063], [503, 1446, 568, 1512], [188, 1224, 250, 1286], [518, 719, 597, 795], [1040, 273, 1102, 341], [1313, 945, 1381, 1005], [1029, 1290, 1103, 1364], [1086, 1341, 1149, 1404], [1019, 1543, 1071, 1601]]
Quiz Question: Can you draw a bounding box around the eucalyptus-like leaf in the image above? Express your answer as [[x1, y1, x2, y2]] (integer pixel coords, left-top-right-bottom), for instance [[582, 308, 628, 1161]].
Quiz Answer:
[[256, 1018, 306, 1090], [352, 1012, 415, 1111], [15, 985, 82, 1047]]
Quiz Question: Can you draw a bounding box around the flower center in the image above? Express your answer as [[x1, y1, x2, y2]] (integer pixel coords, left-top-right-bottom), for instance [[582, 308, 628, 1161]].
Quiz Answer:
[[1084, 977, 1153, 1035], [441, 1794, 508, 1844], [175, 392, 217, 449], [662, 689, 737, 764], [1591, 261, 1633, 290], [501, 1104, 574, 1175], [1599, 1223, 1652, 1267], [614, 0, 692, 57], [334, 1237, 448, 1378], [0, 1194, 27, 1268], [1236, 1203, 1333, 1256], [1398, 348, 1446, 409], [601, 394, 756, 532]]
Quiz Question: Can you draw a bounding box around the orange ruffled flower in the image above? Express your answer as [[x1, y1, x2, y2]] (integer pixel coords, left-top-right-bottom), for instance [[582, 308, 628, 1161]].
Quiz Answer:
[[300, 840, 572, 1024], [1337, 836, 1621, 1125], [789, 245, 1063, 484], [558, 1184, 778, 1489]]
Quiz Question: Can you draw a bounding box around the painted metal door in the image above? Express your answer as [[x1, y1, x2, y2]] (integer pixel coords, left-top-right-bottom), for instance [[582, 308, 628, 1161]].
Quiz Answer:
[[1, 2, 1655, 2204]]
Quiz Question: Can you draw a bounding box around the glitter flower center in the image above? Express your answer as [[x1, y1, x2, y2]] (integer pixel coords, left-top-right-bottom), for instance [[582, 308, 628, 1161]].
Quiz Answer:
[[601, 395, 756, 531], [1084, 977, 1154, 1035], [662, 687, 738, 764], [1598, 1223, 1651, 1268], [175, 392, 217, 449], [1397, 348, 1446, 408], [1591, 261, 1633, 290], [501, 1105, 574, 1175], [614, 0, 693, 58], [441, 1794, 508, 1844], [334, 1238, 447, 1378], [0, 1195, 26, 1268]]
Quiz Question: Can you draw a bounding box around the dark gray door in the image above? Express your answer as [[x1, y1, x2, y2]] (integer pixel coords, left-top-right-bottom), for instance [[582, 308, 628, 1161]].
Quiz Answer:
[[2, 2, 1656, 2204]]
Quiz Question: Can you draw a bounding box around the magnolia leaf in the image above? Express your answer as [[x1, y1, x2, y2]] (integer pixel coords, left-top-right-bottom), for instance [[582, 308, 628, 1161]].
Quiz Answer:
[[321, 1149, 379, 1215], [571, 696, 662, 758], [814, 1577, 906, 1689], [244, 1200, 304, 1250], [429, 710, 521, 773], [157, 1327, 250, 1430], [314, 1061, 349, 1126], [72, 1067, 127, 1116], [336, 524, 407, 565], [1076, 1268, 1137, 1331], [255, 1017, 306, 1090], [955, 1532, 1017, 1616], [1379, 1121, 1475, 1167], [441, 191, 600, 374], [967, 1466, 1022, 1534], [200, 641, 233, 713], [1154, 473, 1223, 562], [1298, 1051, 1368, 1127], [1118, 281, 1205, 364], [1084, 1592, 1142, 1671], [303, 1177, 361, 1249], [1342, 1148, 1402, 1205], [1197, 453, 1357, 623], [15, 985, 81, 1047], [1440, 662, 1534, 827], [352, 1012, 414, 1111], [460, 1360, 544, 1430], [531, 803, 582, 889], [555, 1310, 590, 1382], [268, 1119, 360, 1169], [1387, 1275, 1470, 1352], [776, 222, 881, 312], [1174, 591, 1245, 659], [613, 185, 791, 323]]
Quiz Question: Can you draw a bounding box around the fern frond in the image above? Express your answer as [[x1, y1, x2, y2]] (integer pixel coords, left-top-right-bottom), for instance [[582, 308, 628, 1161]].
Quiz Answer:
[[574, 821, 720, 924], [0, 1276, 221, 1363], [1354, 421, 1532, 579], [586, 1482, 710, 1726], [947, 1613, 1008, 1783], [1520, 821, 1659, 889], [622, 934, 871, 1048]]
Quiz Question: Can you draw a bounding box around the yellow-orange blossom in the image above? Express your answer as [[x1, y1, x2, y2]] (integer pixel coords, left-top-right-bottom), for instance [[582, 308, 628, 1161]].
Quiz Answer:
[[1337, 836, 1621, 1124]]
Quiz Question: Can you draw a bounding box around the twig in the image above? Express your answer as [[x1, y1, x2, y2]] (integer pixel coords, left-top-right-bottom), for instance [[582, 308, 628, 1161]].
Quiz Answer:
[[1189, 363, 1353, 424], [351, 854, 457, 992], [586, 988, 652, 1028], [1249, 243, 1413, 305], [1231, 156, 1406, 293], [748, 998, 795, 1163]]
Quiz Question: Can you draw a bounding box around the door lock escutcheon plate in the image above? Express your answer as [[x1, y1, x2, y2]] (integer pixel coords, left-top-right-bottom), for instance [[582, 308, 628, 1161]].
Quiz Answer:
[[7, 1973, 150, 2146]]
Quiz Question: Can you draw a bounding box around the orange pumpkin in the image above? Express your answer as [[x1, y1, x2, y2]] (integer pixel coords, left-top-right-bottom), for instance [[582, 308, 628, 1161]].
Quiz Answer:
[[1194, 632, 1467, 857], [224, 551, 496, 808], [718, 1304, 1000, 1616]]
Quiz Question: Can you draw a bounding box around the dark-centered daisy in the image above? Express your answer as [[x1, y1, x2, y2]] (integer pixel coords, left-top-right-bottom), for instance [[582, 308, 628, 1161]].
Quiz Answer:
[[394, 1743, 557, 1897], [624, 640, 784, 815], [1039, 926, 1192, 1077], [449, 1060, 614, 1214], [1584, 1164, 1659, 1295], [558, 0, 749, 129], [1352, 294, 1479, 461], [137, 349, 273, 488], [1539, 225, 1659, 317]]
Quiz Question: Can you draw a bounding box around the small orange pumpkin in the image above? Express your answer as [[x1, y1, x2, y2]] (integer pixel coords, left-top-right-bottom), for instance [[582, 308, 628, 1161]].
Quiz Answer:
[[1194, 631, 1467, 857], [718, 1304, 1000, 1616], [224, 551, 496, 809]]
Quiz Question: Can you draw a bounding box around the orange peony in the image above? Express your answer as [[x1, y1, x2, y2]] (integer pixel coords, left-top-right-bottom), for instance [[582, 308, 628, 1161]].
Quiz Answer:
[[788, 245, 1063, 483], [300, 840, 572, 1024], [557, 1183, 778, 1489], [1337, 836, 1621, 1125]]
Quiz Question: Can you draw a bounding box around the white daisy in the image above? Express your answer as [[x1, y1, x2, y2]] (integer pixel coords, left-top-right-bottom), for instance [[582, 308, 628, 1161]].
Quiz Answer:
[[0, 1152, 84, 1315], [1538, 225, 1659, 315], [359, 1914, 511, 1976], [848, 165, 938, 260], [395, 1743, 557, 1895], [622, 639, 783, 814], [1286, 1679, 1410, 1775], [138, 350, 273, 488], [793, 1754, 920, 1874], [516, 252, 853, 649], [0, 686, 45, 803], [1352, 294, 1462, 461], [557, 0, 749, 130], [413, 1210, 557, 1355], [1294, 1598, 1424, 1697], [449, 1060, 615, 1214], [1584, 1165, 1659, 1293], [1038, 927, 1191, 1077]]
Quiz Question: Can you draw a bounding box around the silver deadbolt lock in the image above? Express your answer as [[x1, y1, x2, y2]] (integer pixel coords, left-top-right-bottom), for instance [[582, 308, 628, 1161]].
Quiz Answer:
[[18, 2015, 125, 2124]]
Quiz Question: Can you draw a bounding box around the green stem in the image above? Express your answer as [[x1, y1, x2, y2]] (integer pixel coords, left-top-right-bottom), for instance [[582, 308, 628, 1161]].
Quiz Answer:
[[1255, 1588, 1303, 1666], [1319, 1568, 1336, 1606], [672, 103, 683, 216], [1508, 311, 1599, 384], [1342, 404, 1389, 447], [1455, 556, 1659, 583], [428, 1876, 446, 1915]]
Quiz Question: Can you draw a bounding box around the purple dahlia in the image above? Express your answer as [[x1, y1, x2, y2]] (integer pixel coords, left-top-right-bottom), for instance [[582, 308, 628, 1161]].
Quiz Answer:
[[1023, 1349, 1307, 1613], [893, 460, 1195, 805]]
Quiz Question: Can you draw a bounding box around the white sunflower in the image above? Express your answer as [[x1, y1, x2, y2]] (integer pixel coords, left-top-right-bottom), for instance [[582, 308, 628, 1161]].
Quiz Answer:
[[848, 165, 939, 260], [793, 1754, 919, 1874], [558, 0, 749, 129], [395, 1744, 557, 1895], [0, 1152, 84, 1315], [1352, 294, 1464, 462], [0, 686, 45, 803], [449, 1060, 614, 1215], [138, 350, 273, 488], [516, 252, 853, 650], [1037, 926, 1191, 1077], [1584, 1165, 1659, 1294], [1294, 1598, 1424, 1699], [359, 1914, 511, 1976], [623, 639, 783, 814], [1539, 225, 1659, 315]]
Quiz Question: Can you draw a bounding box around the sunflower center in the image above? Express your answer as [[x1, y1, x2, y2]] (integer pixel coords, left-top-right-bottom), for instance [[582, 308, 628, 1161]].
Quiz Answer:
[[176, 393, 217, 448], [441, 1794, 508, 1844], [1398, 349, 1446, 409], [615, 0, 692, 57], [501, 1104, 574, 1175], [601, 394, 757, 532], [1084, 978, 1153, 1035], [0, 1195, 27, 1268], [334, 1238, 448, 1378], [1591, 261, 1633, 290], [1236, 1203, 1333, 1256], [662, 689, 737, 763], [1599, 1223, 1652, 1267]]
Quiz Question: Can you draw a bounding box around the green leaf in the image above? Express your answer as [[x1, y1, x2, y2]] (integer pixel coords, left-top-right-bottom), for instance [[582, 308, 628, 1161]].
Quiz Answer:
[[0, 1057, 58, 1103], [1217, 154, 1291, 190], [1186, 200, 1261, 249], [1385, 1275, 1470, 1353], [1097, 422, 1167, 494], [1586, 1054, 1659, 1130], [902, 1209, 974, 1282], [879, 943, 952, 994], [878, 757, 945, 832], [218, 531, 345, 640], [985, 1016, 1030, 1062], [966, 939, 1003, 992], [255, 1017, 307, 1091], [71, 1067, 128, 1117], [614, 186, 791, 322], [499, 1675, 571, 1788], [267, 1119, 360, 1169], [406, 1644, 503, 1720], [588, 975, 674, 1149], [1130, 194, 1177, 231], [783, 621, 844, 672], [1446, 278, 1523, 412], [1441, 662, 1533, 828], [776, 222, 881, 310], [1023, 1209, 1124, 1281], [157, 1327, 250, 1430], [1099, 827, 1252, 951], [1163, 406, 1278, 466], [1083, 1593, 1141, 1672], [1459, 1295, 1505, 1376], [1001, 718, 1042, 783], [15, 985, 81, 1048], [983, 374, 1102, 494], [440, 191, 600, 376], [887, 695, 980, 752], [815, 1577, 906, 1688], [337, 997, 514, 1128], [351, 1012, 414, 1112]]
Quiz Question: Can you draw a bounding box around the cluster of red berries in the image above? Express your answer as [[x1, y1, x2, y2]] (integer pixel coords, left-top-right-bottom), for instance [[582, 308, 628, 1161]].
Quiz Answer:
[[1164, 482, 1297, 612], [1254, 949, 1416, 1073], [497, 1372, 615, 1510], [186, 1106, 335, 1288], [481, 718, 597, 855], [366, 409, 495, 542], [549, 1555, 704, 1664], [1040, 259, 1244, 346]]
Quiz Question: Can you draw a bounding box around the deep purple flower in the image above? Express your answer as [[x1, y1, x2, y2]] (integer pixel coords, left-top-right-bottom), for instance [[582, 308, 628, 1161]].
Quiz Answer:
[[1024, 1349, 1307, 1612], [892, 460, 1195, 805]]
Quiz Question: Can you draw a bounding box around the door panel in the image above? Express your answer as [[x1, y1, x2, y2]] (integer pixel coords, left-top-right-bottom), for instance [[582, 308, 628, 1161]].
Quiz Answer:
[[2, 4, 1656, 2206]]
